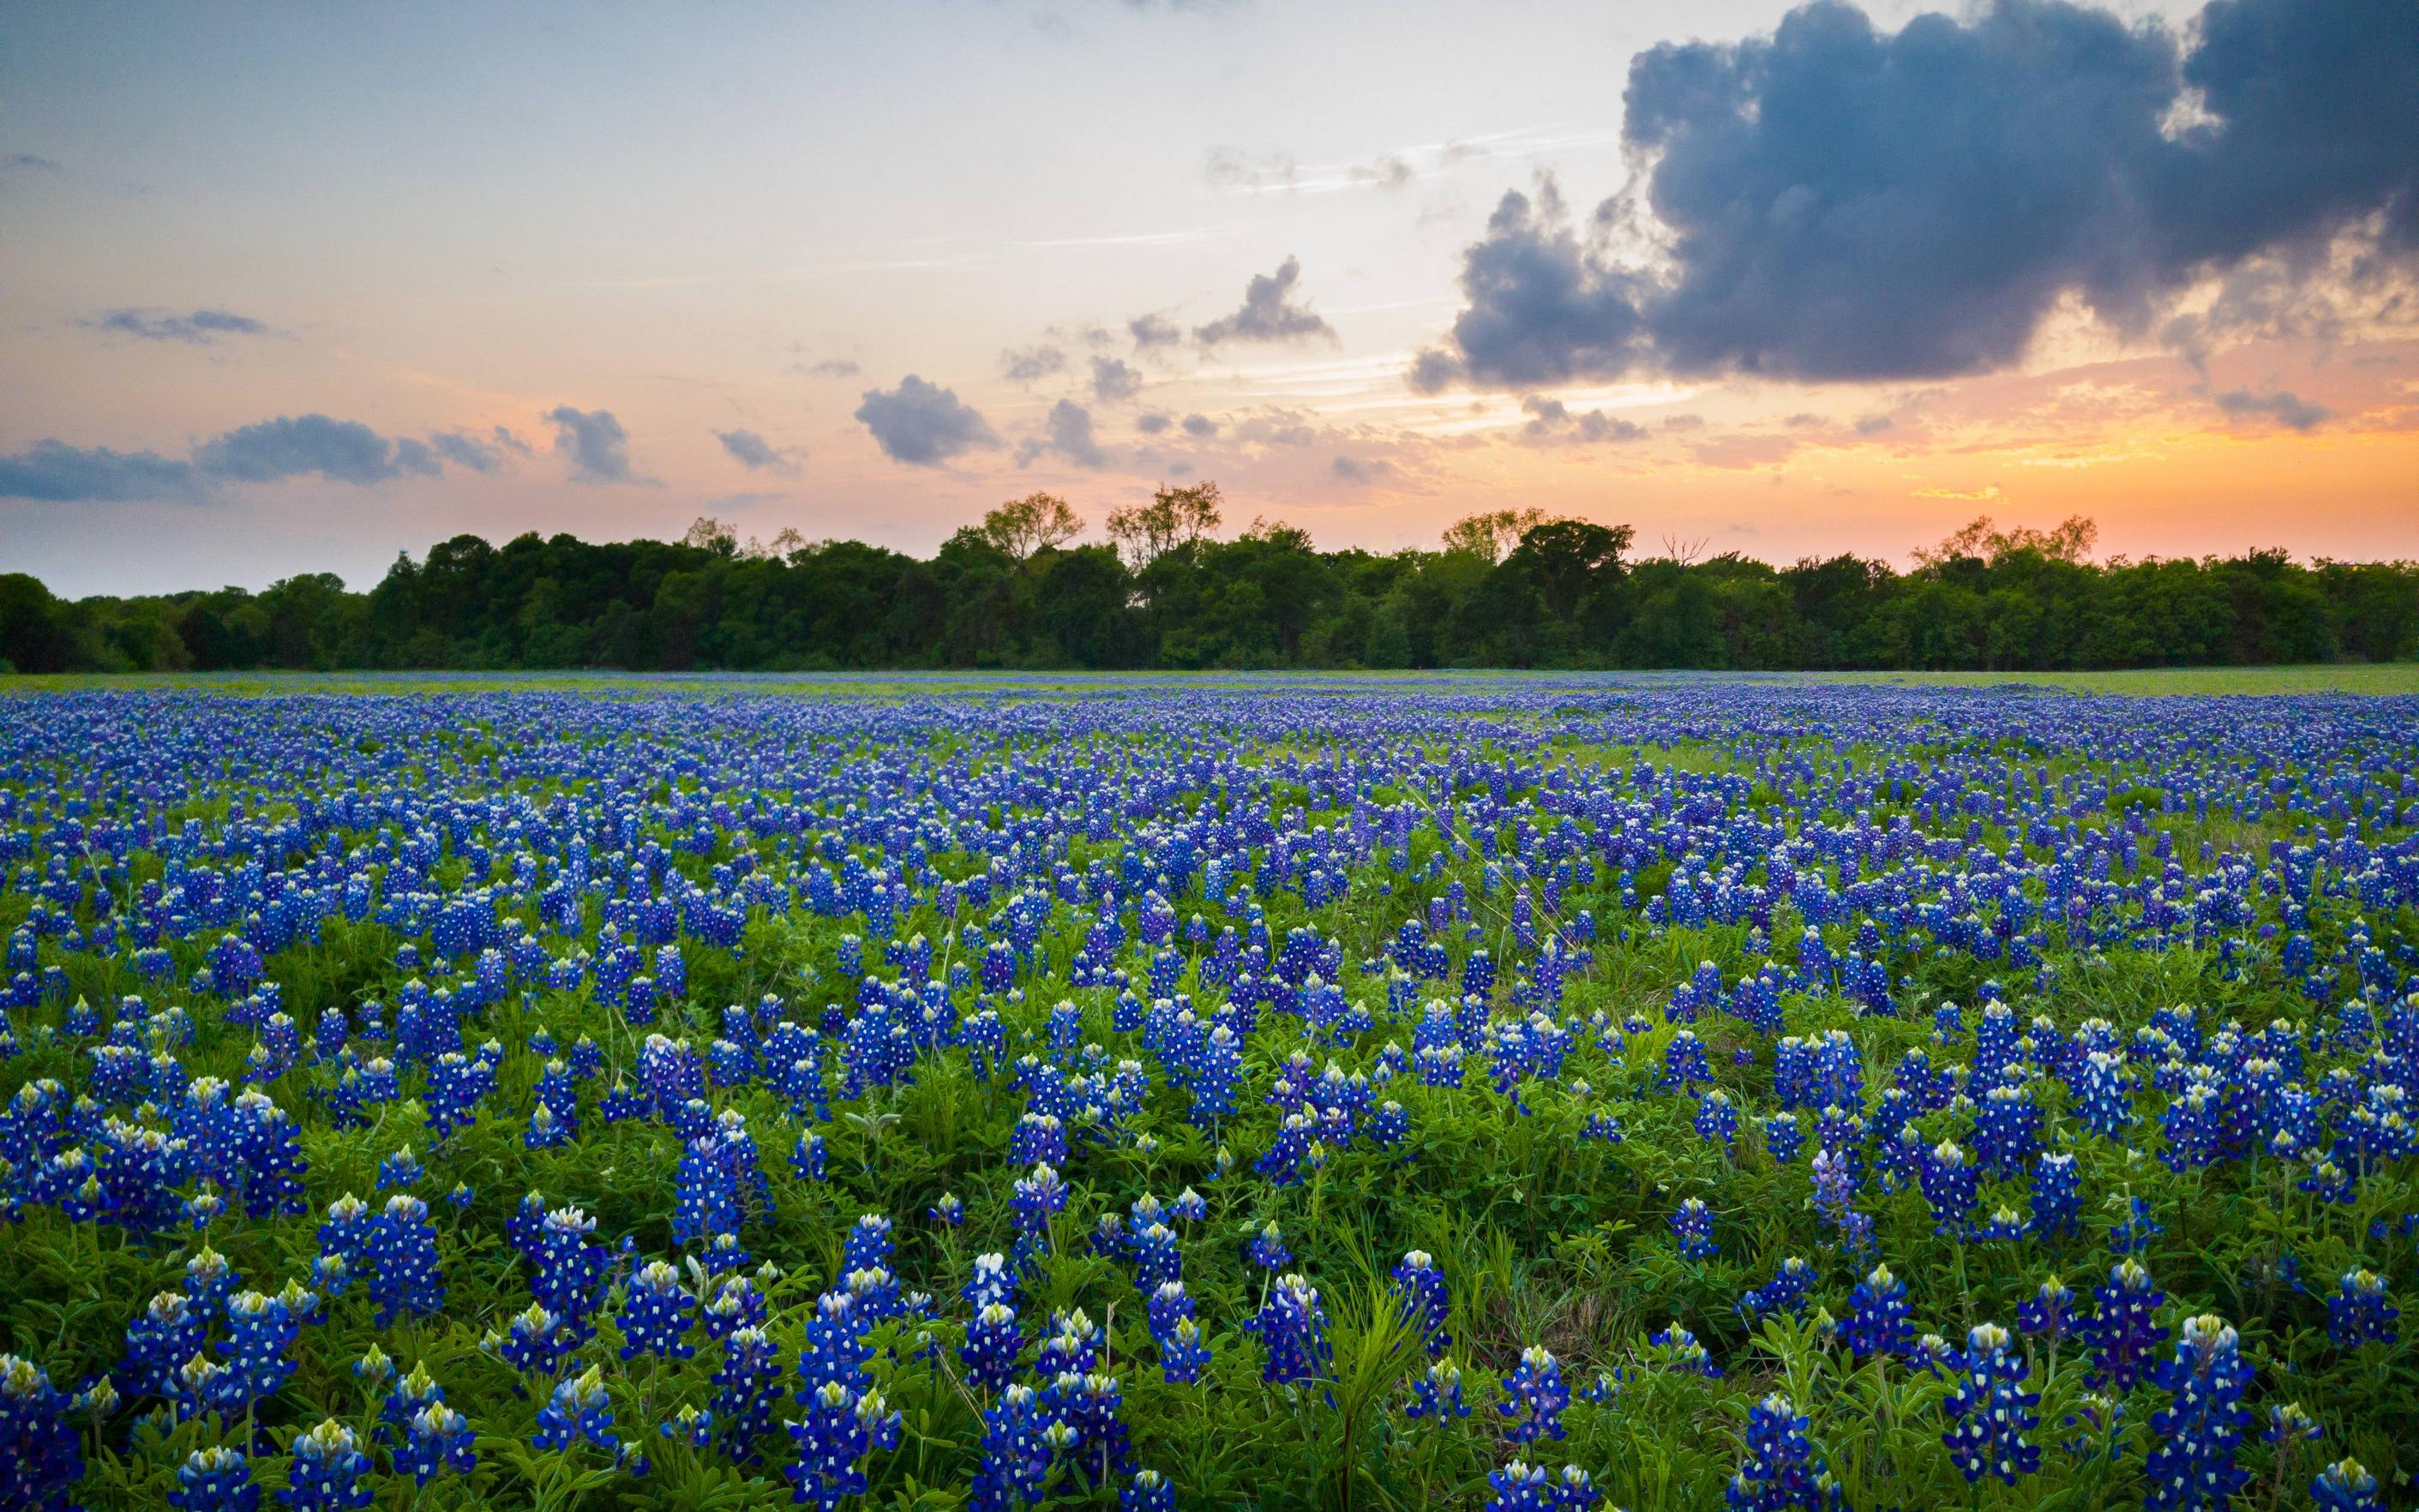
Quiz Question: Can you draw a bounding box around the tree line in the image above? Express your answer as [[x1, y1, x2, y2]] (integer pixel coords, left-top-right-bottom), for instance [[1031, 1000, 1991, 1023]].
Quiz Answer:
[[3, 486, 2414, 673]]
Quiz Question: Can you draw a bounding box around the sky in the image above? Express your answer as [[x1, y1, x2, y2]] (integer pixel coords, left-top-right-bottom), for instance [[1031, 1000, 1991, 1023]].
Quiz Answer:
[[2, 0, 2414, 597]]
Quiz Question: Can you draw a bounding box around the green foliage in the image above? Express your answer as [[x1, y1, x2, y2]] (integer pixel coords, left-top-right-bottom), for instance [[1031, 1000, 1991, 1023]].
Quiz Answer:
[[5, 508, 2416, 672]]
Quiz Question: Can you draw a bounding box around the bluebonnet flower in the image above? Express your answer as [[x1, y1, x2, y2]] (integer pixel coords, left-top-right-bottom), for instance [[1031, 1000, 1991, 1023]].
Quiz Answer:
[[1739, 1257, 1815, 1321], [2142, 1316, 2251, 1512], [1406, 1361, 1469, 1419], [618, 1260, 697, 1360], [171, 1444, 258, 1512], [969, 1384, 1050, 1512], [1918, 1140, 1978, 1235], [788, 1378, 900, 1512], [365, 1193, 444, 1326], [1250, 1274, 1331, 1386], [398, 1403, 475, 1485], [2326, 1269, 2398, 1348], [1497, 1346, 1570, 1444], [1726, 1393, 1842, 1511], [1942, 1323, 2040, 1485], [1246, 1221, 1292, 1270], [928, 1192, 964, 1227], [1010, 1163, 1067, 1237], [2080, 1259, 2170, 1394], [1147, 1283, 1210, 1385], [124, 1289, 209, 1401], [1808, 1146, 1872, 1252], [1391, 1251, 1452, 1357], [963, 1302, 1024, 1390], [2029, 1150, 2081, 1237], [1763, 1113, 1803, 1164], [2312, 1459, 2383, 1512], [1840, 1264, 1912, 1360], [710, 1324, 783, 1462], [2019, 1277, 2077, 1346], [1672, 1197, 1717, 1259], [1049, 1371, 1131, 1488], [220, 1289, 297, 1410], [1646, 1322, 1721, 1377], [533, 1366, 619, 1454], [1696, 1089, 1739, 1149], [2265, 1400, 2323, 1451], [1035, 1309, 1103, 1382], [499, 1304, 573, 1379], [1122, 1468, 1177, 1512], [1130, 1222, 1183, 1292], [1488, 1458, 1600, 1512], [0, 1356, 83, 1512], [282, 1420, 372, 1512]]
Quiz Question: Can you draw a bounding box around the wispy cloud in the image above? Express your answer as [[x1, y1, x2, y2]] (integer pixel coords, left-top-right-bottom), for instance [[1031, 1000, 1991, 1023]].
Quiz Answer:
[[86, 308, 279, 345]]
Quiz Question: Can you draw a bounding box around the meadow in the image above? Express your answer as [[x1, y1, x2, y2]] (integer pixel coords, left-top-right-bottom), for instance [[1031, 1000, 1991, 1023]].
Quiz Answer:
[[0, 675, 2414, 1511]]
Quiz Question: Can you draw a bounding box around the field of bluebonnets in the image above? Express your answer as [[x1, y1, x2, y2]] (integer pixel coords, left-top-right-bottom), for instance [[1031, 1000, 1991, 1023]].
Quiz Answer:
[[1, 675, 2416, 1512]]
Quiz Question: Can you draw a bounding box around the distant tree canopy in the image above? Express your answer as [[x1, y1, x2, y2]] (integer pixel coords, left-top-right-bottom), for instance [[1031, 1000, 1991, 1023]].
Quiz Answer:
[[3, 489, 2413, 673]]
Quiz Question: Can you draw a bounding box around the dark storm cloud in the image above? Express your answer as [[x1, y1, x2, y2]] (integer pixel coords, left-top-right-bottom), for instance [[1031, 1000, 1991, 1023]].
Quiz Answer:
[[1412, 0, 2419, 392], [543, 405, 642, 483], [854, 375, 999, 466], [87, 308, 278, 345], [1194, 257, 1336, 345], [1017, 399, 1107, 469]]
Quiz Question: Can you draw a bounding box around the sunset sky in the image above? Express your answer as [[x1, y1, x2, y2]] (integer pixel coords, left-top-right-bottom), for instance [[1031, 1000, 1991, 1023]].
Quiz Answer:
[[3, 0, 2413, 597]]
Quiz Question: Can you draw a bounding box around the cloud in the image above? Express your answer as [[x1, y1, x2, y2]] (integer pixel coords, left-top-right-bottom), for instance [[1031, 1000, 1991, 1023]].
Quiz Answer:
[[0, 441, 199, 502], [195, 414, 428, 485], [1854, 414, 1897, 435], [1, 412, 510, 501], [1204, 147, 1299, 193], [1135, 412, 1173, 435], [1233, 411, 1316, 447], [1017, 399, 1107, 468], [543, 405, 643, 483], [1914, 484, 2007, 501], [1194, 256, 1337, 345], [87, 308, 276, 345], [1181, 412, 1220, 437], [1519, 394, 1648, 444], [1351, 153, 1416, 190], [1413, 0, 2419, 391], [1, 152, 61, 182], [2212, 387, 2332, 430], [801, 358, 861, 378], [1330, 454, 1394, 483], [855, 375, 999, 466], [1129, 313, 1183, 350], [715, 427, 805, 475], [1090, 356, 1144, 404], [427, 426, 527, 473], [1000, 345, 1068, 383]]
